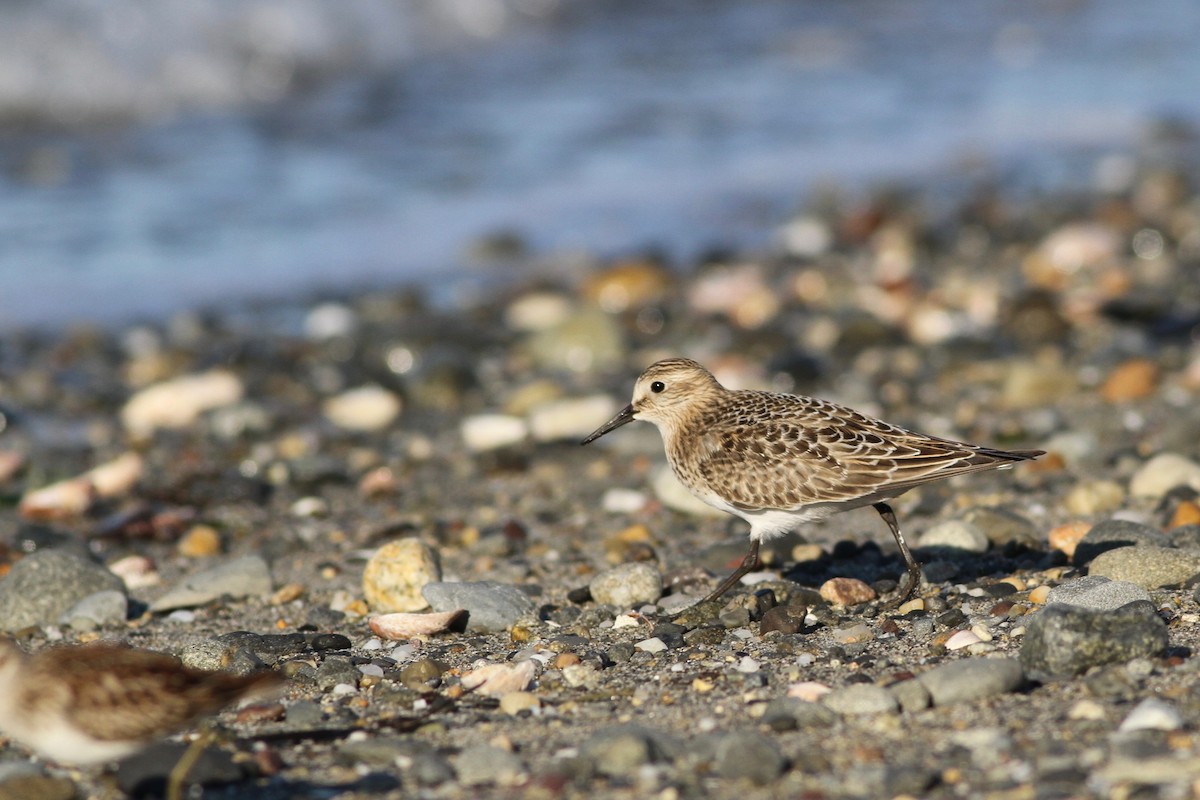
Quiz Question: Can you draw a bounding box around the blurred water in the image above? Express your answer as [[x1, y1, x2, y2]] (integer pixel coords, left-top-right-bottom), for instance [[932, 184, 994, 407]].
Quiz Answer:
[[1, 0, 1198, 330]]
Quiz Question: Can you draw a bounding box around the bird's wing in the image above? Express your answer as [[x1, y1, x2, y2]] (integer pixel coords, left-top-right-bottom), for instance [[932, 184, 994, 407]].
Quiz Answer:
[[693, 394, 1035, 512]]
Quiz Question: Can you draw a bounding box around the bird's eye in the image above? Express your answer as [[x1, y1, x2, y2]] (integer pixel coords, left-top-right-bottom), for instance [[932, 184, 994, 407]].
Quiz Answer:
[[650, 381, 665, 393]]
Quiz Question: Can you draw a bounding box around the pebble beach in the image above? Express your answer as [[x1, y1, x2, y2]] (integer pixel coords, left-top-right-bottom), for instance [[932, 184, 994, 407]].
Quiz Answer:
[[3, 152, 1200, 799]]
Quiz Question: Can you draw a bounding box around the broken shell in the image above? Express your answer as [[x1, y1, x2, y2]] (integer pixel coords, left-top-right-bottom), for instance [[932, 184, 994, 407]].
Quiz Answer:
[[121, 369, 244, 436], [108, 554, 161, 590], [18, 452, 144, 520], [368, 609, 467, 640], [86, 452, 144, 497], [460, 660, 538, 697]]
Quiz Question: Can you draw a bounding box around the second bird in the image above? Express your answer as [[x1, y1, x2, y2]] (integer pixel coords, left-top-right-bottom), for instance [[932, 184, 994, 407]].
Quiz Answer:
[[582, 358, 1044, 605]]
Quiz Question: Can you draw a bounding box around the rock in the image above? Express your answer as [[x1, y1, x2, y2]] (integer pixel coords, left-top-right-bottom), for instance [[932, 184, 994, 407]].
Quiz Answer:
[[369, 610, 467, 639], [961, 507, 1039, 548], [764, 696, 838, 730], [1064, 480, 1126, 516], [0, 550, 126, 632], [422, 581, 535, 632], [460, 414, 528, 452], [1001, 360, 1078, 409], [760, 604, 807, 635], [19, 452, 144, 520], [528, 395, 619, 442], [916, 658, 1023, 706], [1044, 576, 1152, 610], [461, 660, 539, 697], [121, 370, 243, 436], [1100, 359, 1159, 403], [889, 678, 932, 713], [1073, 519, 1169, 566], [1117, 697, 1184, 732], [1047, 521, 1092, 558], [711, 731, 786, 784], [600, 489, 648, 514], [304, 302, 358, 339], [499, 690, 540, 715], [1130, 453, 1200, 499], [322, 385, 402, 431], [589, 562, 662, 608], [526, 307, 625, 372], [177, 524, 223, 558], [505, 291, 573, 332], [821, 683, 898, 715], [945, 629, 984, 650], [582, 260, 672, 312], [363, 539, 442, 613], [454, 744, 526, 787], [149, 556, 273, 612], [917, 519, 989, 554], [578, 726, 677, 778], [116, 742, 244, 797], [59, 589, 128, 630], [1019, 601, 1168, 680], [1088, 545, 1200, 588], [819, 577, 876, 606]]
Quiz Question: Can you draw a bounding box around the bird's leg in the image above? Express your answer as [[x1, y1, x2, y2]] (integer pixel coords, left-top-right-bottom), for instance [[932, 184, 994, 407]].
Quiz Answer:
[[699, 539, 761, 604], [874, 502, 923, 606], [167, 726, 218, 800]]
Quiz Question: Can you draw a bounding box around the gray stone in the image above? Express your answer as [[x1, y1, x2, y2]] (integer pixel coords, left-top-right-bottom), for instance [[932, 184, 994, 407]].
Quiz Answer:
[[579, 725, 679, 778], [916, 658, 1024, 706], [1020, 601, 1168, 680], [711, 731, 786, 785], [1044, 576, 1152, 610], [59, 589, 128, 630], [453, 744, 527, 787], [761, 697, 838, 730], [822, 683, 899, 715], [421, 581, 535, 633], [889, 678, 932, 713], [149, 555, 273, 612], [315, 656, 361, 691], [961, 507, 1039, 548], [589, 562, 663, 608], [1088, 545, 1200, 588], [1169, 525, 1200, 552], [179, 638, 268, 676], [0, 549, 125, 632], [1073, 519, 1169, 566], [917, 520, 989, 554]]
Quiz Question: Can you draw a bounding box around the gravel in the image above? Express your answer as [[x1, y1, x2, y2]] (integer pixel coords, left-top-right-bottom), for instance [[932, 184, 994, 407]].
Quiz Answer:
[[3, 155, 1200, 800]]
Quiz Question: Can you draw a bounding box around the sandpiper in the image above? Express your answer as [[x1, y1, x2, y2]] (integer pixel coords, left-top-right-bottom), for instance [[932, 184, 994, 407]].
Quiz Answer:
[[582, 357, 1043, 605], [0, 638, 282, 766]]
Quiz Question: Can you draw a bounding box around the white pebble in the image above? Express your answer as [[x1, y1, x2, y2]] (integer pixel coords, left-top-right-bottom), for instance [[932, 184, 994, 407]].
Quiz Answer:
[[528, 395, 618, 442], [601, 488, 648, 514], [945, 629, 983, 650], [1118, 697, 1184, 732], [322, 385, 402, 432], [460, 414, 528, 452], [634, 637, 667, 654], [122, 370, 244, 436]]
